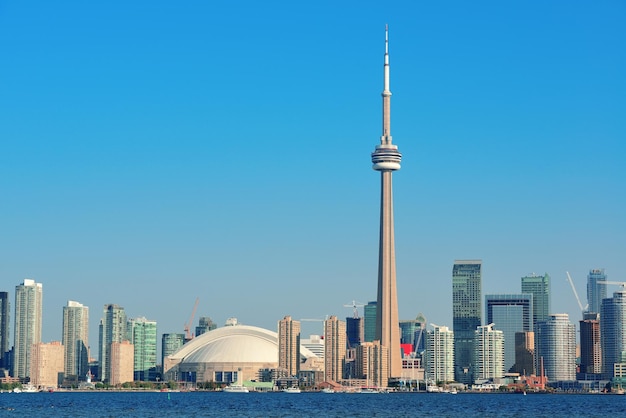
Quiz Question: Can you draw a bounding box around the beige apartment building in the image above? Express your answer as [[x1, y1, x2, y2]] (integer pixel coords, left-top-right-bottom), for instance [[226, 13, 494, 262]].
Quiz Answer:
[[30, 341, 64, 388], [110, 341, 134, 385]]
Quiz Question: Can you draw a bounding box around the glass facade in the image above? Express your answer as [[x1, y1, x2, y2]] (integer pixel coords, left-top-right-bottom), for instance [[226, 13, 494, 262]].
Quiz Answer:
[[62, 301, 89, 380], [13, 279, 43, 379], [0, 292, 9, 370], [162, 333, 185, 368], [587, 269, 607, 315], [346, 317, 364, 348], [195, 317, 217, 337], [485, 294, 533, 373], [363, 301, 377, 343], [128, 317, 158, 381], [99, 304, 127, 383], [521, 274, 550, 328], [452, 260, 482, 384], [535, 314, 576, 381], [600, 290, 626, 378], [399, 319, 425, 353]]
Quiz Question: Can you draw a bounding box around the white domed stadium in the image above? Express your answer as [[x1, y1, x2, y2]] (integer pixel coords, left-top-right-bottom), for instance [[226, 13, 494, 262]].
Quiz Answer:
[[163, 323, 317, 384]]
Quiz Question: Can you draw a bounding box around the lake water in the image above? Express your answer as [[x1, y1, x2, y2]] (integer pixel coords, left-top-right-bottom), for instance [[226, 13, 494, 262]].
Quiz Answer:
[[1, 391, 624, 417]]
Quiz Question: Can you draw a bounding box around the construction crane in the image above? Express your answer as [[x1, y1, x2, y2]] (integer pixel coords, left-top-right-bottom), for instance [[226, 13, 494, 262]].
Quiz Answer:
[[184, 297, 199, 341], [597, 280, 626, 290], [343, 300, 365, 318], [566, 272, 588, 312]]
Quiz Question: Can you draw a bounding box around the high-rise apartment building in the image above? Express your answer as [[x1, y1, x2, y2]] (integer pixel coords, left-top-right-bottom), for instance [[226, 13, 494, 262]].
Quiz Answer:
[[13, 279, 43, 379], [110, 341, 134, 386], [364, 301, 377, 342], [30, 341, 64, 388], [0, 291, 9, 370], [474, 324, 505, 381], [99, 304, 127, 383], [579, 312, 602, 375], [128, 317, 157, 381], [278, 315, 300, 377], [521, 274, 551, 327], [62, 300, 89, 380], [452, 260, 482, 384], [356, 341, 389, 388], [535, 314, 576, 381], [600, 289, 626, 378], [162, 333, 185, 368], [587, 269, 607, 315], [372, 26, 402, 380], [195, 317, 217, 337], [485, 294, 533, 372], [324, 316, 346, 383], [425, 324, 454, 384]]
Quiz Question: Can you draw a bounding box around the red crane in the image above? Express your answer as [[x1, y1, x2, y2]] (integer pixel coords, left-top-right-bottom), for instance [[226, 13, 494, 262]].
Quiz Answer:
[[184, 297, 199, 341]]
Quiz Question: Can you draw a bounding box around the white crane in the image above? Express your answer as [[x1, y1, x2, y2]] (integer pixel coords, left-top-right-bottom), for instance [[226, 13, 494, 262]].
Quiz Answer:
[[597, 280, 626, 290], [343, 300, 365, 318], [566, 272, 588, 313]]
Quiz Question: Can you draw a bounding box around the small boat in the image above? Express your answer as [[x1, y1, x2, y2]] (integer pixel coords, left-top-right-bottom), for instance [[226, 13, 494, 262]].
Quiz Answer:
[[21, 384, 39, 393], [358, 387, 382, 393], [282, 387, 301, 393], [321, 388, 335, 394], [223, 384, 249, 393]]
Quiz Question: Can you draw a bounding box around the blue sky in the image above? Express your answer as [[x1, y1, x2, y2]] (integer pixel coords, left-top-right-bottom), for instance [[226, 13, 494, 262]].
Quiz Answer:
[[1, 1, 624, 352]]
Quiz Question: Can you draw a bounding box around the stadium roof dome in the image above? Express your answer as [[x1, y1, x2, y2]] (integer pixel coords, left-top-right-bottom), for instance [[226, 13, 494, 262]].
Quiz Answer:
[[170, 324, 317, 364]]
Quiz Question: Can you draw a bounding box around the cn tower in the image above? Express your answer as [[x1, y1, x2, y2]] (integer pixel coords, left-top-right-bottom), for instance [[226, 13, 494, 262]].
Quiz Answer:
[[372, 25, 402, 379]]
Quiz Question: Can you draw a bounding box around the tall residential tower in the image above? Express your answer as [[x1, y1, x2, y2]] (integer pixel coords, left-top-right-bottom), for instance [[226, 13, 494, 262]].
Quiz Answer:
[[372, 25, 402, 380], [99, 304, 127, 382], [62, 300, 89, 380], [0, 292, 9, 370], [13, 279, 43, 379], [278, 315, 301, 377]]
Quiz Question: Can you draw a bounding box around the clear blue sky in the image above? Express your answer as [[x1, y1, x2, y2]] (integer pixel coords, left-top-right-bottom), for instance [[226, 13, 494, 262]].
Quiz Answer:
[[1, 1, 624, 353]]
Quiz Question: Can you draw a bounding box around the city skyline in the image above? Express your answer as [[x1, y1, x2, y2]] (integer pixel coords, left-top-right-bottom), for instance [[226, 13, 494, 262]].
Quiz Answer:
[[1, 1, 624, 350]]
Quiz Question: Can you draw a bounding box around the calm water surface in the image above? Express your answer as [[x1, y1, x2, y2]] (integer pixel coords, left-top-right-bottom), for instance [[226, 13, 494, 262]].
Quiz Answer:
[[1, 391, 624, 417]]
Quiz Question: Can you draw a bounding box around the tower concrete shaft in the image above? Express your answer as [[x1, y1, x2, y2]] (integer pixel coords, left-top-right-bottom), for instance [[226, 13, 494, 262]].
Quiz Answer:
[[372, 25, 402, 379]]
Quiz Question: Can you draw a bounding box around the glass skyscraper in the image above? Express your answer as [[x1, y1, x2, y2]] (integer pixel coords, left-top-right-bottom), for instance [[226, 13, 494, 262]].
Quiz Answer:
[[99, 304, 127, 382], [162, 333, 185, 368], [587, 269, 607, 315], [195, 317, 217, 337], [485, 294, 533, 373], [399, 318, 425, 353], [346, 317, 364, 348], [521, 273, 551, 328], [13, 279, 43, 379], [128, 317, 157, 381], [363, 301, 377, 343], [62, 300, 89, 380], [0, 292, 9, 370], [535, 313, 576, 381], [452, 260, 482, 384], [600, 289, 626, 378]]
